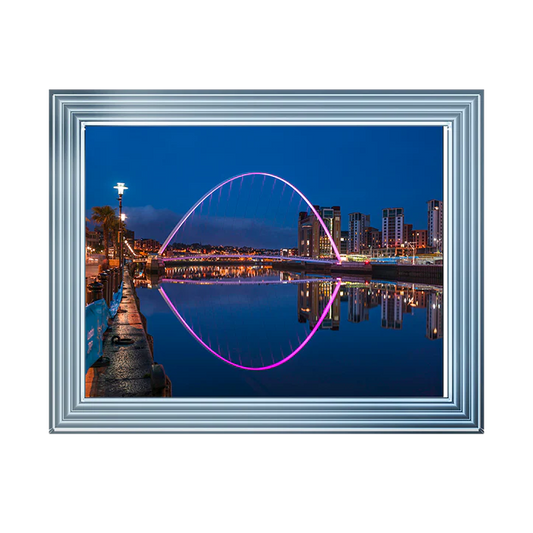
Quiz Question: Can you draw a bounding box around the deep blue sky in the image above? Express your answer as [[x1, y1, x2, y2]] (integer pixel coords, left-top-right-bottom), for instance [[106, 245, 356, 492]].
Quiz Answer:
[[85, 126, 443, 248]]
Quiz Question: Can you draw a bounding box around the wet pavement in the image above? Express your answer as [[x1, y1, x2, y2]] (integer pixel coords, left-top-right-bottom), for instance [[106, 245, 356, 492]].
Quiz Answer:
[[85, 270, 154, 397]]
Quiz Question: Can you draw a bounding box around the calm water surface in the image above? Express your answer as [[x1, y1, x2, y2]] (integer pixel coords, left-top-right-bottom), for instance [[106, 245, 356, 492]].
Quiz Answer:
[[134, 265, 443, 397]]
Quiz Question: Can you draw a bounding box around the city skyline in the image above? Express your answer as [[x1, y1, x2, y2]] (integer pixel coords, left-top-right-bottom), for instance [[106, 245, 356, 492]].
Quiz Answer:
[[88, 197, 442, 256], [86, 125, 443, 248]]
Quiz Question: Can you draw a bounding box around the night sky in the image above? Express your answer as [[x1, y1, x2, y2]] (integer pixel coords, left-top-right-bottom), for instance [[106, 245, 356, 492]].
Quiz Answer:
[[85, 126, 443, 248]]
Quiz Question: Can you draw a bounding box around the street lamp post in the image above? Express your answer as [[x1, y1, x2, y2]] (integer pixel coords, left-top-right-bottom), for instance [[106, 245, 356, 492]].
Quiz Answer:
[[408, 242, 417, 265], [114, 182, 128, 273]]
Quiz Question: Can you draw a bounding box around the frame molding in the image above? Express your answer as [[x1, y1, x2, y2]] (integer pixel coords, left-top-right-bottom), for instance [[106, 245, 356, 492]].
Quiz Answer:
[[50, 90, 483, 433]]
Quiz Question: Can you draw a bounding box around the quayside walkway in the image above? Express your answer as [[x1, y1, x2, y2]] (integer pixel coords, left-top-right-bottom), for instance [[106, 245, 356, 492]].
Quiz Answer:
[[85, 269, 171, 397]]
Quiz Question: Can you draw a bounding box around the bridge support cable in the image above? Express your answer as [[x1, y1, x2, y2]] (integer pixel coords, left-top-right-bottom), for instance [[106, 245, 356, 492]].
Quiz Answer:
[[158, 172, 342, 264]]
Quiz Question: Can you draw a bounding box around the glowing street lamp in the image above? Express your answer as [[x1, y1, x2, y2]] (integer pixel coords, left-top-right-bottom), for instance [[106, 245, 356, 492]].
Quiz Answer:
[[114, 182, 127, 270], [114, 182, 128, 195]]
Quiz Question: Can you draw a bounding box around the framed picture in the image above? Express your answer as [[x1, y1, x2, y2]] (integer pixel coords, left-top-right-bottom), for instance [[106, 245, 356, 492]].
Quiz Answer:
[[50, 90, 483, 433]]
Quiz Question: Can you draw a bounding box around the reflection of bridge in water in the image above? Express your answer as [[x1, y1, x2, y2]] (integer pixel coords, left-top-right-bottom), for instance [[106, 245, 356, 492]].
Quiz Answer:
[[158, 277, 342, 371], [132, 263, 443, 371]]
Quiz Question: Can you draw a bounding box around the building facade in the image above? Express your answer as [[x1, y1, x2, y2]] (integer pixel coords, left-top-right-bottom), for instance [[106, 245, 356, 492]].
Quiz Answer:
[[382, 208, 405, 248], [365, 227, 382, 248], [410, 229, 428, 248], [298, 206, 341, 259], [348, 212, 370, 253], [427, 199, 443, 252], [134, 238, 161, 252], [298, 211, 318, 257], [340, 230, 349, 255]]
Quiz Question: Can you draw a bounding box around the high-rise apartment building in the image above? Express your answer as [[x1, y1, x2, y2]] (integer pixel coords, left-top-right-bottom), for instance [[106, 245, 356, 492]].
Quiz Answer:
[[382, 208, 404, 248], [348, 213, 370, 253], [427, 200, 443, 252], [298, 206, 341, 259]]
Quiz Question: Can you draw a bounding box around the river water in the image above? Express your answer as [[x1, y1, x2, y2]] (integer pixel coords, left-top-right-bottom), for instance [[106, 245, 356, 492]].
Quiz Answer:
[[134, 265, 443, 398]]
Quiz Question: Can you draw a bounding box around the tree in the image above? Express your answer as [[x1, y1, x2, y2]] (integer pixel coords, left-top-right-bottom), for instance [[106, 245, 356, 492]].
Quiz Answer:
[[109, 215, 130, 259], [91, 206, 117, 261]]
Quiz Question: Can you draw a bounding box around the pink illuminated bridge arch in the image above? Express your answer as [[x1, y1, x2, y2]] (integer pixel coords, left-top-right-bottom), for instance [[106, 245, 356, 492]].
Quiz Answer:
[[158, 278, 342, 371], [158, 172, 342, 264]]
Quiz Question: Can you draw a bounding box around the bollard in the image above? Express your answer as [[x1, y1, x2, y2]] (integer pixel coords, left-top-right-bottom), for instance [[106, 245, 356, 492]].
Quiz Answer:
[[98, 272, 109, 306], [87, 281, 104, 304], [109, 268, 116, 295], [105, 270, 113, 303], [107, 270, 114, 303], [151, 363, 167, 395], [107, 268, 116, 296], [114, 267, 120, 291]]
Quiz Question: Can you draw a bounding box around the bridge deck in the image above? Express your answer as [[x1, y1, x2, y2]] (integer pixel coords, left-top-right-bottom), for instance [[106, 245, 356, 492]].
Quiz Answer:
[[134, 254, 337, 264]]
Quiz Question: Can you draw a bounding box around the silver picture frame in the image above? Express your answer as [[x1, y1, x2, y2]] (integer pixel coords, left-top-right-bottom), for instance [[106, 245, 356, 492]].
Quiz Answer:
[[50, 90, 483, 433]]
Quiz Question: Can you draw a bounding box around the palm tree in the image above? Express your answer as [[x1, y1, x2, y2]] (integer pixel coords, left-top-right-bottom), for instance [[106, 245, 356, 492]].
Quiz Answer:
[[108, 216, 121, 259], [91, 206, 117, 260]]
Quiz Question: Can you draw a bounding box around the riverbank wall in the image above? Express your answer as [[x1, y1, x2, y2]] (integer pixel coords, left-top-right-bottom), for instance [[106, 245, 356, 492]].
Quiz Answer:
[[371, 264, 443, 285]]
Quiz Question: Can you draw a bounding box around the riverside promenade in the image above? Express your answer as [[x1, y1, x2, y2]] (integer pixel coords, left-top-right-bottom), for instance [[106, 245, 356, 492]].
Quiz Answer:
[[85, 269, 171, 397]]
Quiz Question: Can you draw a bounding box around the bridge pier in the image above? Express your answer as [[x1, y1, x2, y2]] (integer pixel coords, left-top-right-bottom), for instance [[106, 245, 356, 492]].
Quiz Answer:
[[146, 257, 165, 274]]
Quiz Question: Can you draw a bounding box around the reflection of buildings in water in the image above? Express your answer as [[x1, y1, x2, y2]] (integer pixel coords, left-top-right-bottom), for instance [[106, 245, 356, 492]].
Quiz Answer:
[[426, 291, 443, 340], [346, 282, 442, 335], [381, 288, 403, 330], [132, 268, 161, 289], [347, 287, 379, 323], [298, 281, 340, 331], [279, 270, 300, 282], [164, 265, 275, 281]]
